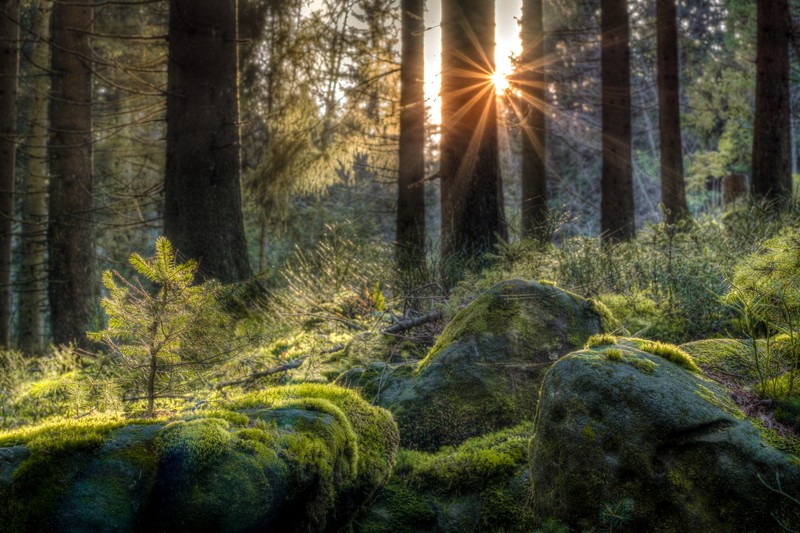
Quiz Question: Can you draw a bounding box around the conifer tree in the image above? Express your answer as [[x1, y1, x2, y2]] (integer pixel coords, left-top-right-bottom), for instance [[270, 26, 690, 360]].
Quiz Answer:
[[0, 0, 20, 347], [751, 0, 792, 205], [520, 0, 548, 240], [89, 237, 230, 417], [164, 0, 252, 282], [657, 0, 688, 223], [440, 0, 505, 269], [397, 0, 426, 268], [48, 0, 95, 346], [600, 0, 635, 241]]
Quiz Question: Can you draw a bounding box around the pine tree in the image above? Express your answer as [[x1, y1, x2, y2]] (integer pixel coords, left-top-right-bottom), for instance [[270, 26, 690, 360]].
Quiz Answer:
[[164, 0, 252, 282], [656, 0, 688, 223], [600, 0, 635, 241], [0, 0, 20, 347], [520, 0, 548, 240], [89, 237, 230, 417], [440, 0, 505, 269], [751, 0, 792, 206], [397, 0, 426, 268], [48, 0, 95, 346]]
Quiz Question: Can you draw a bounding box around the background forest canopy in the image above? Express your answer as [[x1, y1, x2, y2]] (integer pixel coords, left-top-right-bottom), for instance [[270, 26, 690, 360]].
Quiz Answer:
[[0, 0, 799, 418]]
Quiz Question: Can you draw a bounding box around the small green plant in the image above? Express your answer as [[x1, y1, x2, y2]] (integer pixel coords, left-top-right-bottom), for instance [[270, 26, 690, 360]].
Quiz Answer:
[[724, 229, 800, 398], [604, 348, 624, 361], [89, 237, 232, 417]]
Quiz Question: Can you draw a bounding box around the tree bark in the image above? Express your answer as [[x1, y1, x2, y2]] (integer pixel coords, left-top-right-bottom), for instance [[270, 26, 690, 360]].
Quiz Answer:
[[0, 0, 20, 347], [600, 0, 635, 242], [752, 0, 792, 206], [520, 0, 548, 240], [164, 0, 253, 283], [440, 0, 505, 269], [18, 0, 52, 354], [397, 0, 426, 269], [48, 0, 95, 346], [656, 0, 688, 224]]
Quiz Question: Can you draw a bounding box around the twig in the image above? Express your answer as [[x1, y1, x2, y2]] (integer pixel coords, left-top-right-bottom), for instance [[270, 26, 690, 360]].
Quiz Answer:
[[382, 311, 443, 335]]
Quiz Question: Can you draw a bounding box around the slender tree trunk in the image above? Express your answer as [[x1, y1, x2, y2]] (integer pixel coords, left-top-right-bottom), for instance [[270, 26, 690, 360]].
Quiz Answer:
[[48, 0, 95, 346], [656, 0, 688, 224], [440, 0, 505, 268], [397, 0, 426, 268], [520, 0, 548, 240], [164, 0, 253, 282], [0, 0, 20, 347], [18, 0, 52, 354], [600, 0, 635, 241], [752, 0, 792, 205]]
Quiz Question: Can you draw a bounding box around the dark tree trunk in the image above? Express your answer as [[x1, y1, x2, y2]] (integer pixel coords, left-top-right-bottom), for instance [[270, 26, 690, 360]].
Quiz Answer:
[[656, 0, 688, 224], [440, 0, 505, 268], [520, 0, 548, 240], [397, 0, 426, 269], [600, 0, 635, 242], [165, 0, 253, 282], [19, 0, 52, 354], [48, 0, 94, 346], [0, 0, 20, 347], [752, 0, 792, 205]]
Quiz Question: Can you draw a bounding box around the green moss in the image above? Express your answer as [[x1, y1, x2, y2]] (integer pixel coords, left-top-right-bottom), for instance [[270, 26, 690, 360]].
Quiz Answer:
[[586, 333, 618, 349], [626, 356, 658, 375], [157, 418, 233, 470], [582, 423, 596, 441], [604, 348, 624, 361], [750, 418, 800, 457], [587, 297, 620, 333], [637, 340, 701, 374], [695, 385, 745, 420]]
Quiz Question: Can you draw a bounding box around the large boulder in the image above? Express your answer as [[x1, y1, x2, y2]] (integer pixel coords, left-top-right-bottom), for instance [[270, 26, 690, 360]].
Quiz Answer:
[[341, 280, 608, 451], [531, 339, 800, 531], [0, 384, 398, 532]]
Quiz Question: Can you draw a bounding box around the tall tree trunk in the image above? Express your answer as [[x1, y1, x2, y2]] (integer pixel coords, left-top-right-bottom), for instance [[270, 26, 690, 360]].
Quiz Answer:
[[656, 0, 688, 224], [19, 0, 52, 354], [520, 0, 548, 240], [440, 0, 505, 269], [164, 0, 252, 282], [752, 0, 792, 205], [600, 0, 635, 241], [0, 0, 20, 347], [397, 0, 426, 269], [48, 0, 94, 346]]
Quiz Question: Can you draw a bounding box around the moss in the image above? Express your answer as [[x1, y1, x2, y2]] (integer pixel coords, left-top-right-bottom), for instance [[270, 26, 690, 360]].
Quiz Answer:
[[582, 423, 596, 441], [586, 333, 618, 349], [626, 356, 658, 375], [157, 418, 234, 470], [587, 297, 620, 333], [750, 418, 800, 457], [636, 340, 701, 374], [695, 385, 745, 420], [604, 348, 624, 361]]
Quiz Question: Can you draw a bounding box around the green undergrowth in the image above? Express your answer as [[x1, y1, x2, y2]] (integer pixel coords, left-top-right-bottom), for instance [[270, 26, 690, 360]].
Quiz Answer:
[[356, 423, 535, 533]]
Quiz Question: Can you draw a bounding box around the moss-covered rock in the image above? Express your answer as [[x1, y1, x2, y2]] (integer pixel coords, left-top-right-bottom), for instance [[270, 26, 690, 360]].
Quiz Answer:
[[352, 423, 535, 533], [0, 384, 398, 532], [365, 280, 605, 451], [531, 340, 800, 531]]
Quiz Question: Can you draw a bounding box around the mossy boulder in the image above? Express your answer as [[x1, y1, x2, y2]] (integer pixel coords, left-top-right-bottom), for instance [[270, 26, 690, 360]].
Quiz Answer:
[[0, 384, 398, 532], [356, 280, 605, 451], [352, 423, 535, 533], [531, 340, 800, 531]]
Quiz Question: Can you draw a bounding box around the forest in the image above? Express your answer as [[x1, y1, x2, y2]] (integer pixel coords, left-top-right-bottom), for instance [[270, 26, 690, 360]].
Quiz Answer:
[[0, 0, 800, 530]]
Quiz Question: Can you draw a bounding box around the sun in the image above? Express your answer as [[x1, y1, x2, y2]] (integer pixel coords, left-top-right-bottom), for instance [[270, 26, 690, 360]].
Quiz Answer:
[[491, 70, 510, 94]]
